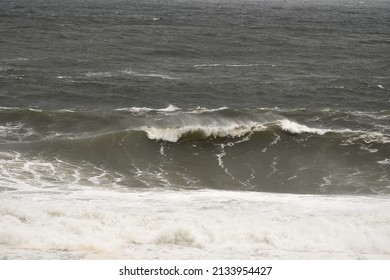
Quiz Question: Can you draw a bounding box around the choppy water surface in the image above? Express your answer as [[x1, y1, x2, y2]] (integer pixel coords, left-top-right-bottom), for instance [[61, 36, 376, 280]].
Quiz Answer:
[[0, 0, 389, 259]]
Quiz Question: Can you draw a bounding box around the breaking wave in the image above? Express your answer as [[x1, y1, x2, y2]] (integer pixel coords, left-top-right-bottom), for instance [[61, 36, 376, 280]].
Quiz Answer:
[[140, 119, 357, 142], [0, 106, 389, 195]]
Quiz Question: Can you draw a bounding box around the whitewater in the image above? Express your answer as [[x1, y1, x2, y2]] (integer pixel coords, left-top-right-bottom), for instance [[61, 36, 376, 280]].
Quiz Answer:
[[2, 188, 390, 259]]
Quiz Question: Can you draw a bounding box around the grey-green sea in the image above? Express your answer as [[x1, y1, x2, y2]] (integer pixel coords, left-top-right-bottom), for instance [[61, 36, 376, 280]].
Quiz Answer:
[[0, 0, 389, 259]]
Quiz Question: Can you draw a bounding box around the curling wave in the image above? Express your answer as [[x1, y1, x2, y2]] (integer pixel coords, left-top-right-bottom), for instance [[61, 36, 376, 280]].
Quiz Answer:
[[0, 106, 389, 195]]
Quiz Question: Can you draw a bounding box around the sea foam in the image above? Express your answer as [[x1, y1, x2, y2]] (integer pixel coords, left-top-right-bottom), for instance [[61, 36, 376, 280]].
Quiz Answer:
[[142, 122, 265, 142], [1, 189, 389, 259]]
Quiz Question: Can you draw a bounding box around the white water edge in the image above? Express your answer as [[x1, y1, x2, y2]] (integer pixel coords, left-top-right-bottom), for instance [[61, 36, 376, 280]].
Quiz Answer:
[[1, 188, 389, 260]]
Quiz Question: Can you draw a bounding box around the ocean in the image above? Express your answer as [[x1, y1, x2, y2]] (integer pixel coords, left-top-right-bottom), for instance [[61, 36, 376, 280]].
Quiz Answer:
[[0, 0, 389, 259]]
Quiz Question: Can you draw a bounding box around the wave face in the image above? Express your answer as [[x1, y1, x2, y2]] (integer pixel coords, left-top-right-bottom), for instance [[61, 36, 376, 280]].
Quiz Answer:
[[1, 107, 389, 195]]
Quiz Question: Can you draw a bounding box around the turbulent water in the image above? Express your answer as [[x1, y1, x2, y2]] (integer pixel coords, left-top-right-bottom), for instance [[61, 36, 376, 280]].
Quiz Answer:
[[0, 0, 389, 259]]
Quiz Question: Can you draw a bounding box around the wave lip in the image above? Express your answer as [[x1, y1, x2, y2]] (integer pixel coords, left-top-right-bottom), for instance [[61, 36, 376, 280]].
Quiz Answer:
[[140, 115, 345, 142], [115, 104, 180, 114], [1, 106, 388, 145], [142, 122, 266, 142], [278, 119, 331, 135]]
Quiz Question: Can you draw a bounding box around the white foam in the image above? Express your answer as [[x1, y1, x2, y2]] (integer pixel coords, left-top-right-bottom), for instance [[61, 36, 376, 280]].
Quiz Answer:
[[142, 121, 265, 142], [85, 72, 113, 78], [353, 132, 390, 144], [5, 57, 29, 61], [360, 146, 379, 153], [1, 189, 389, 259], [159, 104, 180, 112], [278, 119, 330, 135], [115, 104, 180, 113], [263, 132, 281, 152], [139, 116, 381, 142], [143, 73, 175, 79], [27, 108, 43, 112], [194, 64, 221, 67], [225, 64, 260, 67], [278, 120, 384, 141], [194, 64, 260, 67], [84, 69, 177, 80], [115, 107, 155, 113], [0, 106, 19, 110], [57, 109, 75, 112], [56, 75, 72, 79], [348, 110, 390, 120], [119, 106, 229, 114], [377, 158, 390, 165], [121, 69, 176, 80], [188, 106, 230, 113], [0, 123, 36, 141], [268, 157, 279, 177], [0, 152, 124, 192]]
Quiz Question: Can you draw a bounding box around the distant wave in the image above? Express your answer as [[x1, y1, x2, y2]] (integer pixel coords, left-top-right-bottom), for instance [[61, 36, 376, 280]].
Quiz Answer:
[[194, 63, 262, 67], [3, 57, 30, 62], [0, 66, 11, 72], [0, 106, 389, 144], [121, 69, 177, 80], [115, 104, 180, 113], [80, 69, 177, 80], [85, 72, 113, 78]]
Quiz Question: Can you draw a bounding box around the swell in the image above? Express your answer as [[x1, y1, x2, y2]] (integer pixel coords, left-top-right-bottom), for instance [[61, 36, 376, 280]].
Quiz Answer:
[[1, 107, 389, 195], [1, 106, 389, 142], [3, 126, 389, 195]]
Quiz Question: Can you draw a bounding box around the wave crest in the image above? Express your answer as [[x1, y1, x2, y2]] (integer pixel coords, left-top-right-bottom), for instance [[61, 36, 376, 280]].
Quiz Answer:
[[140, 118, 337, 142], [278, 119, 330, 135], [142, 122, 266, 142]]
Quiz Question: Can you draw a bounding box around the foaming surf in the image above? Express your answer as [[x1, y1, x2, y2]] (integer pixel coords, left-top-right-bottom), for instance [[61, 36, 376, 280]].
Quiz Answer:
[[1, 189, 389, 259]]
